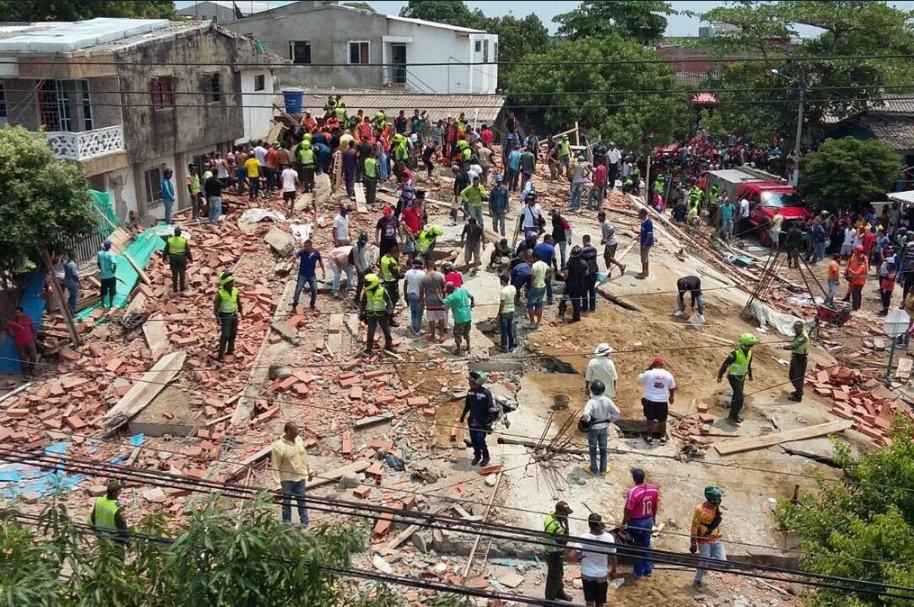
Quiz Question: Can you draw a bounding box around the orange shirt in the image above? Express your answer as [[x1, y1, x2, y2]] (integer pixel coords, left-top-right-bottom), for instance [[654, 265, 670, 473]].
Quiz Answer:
[[847, 255, 868, 286], [827, 259, 840, 281]]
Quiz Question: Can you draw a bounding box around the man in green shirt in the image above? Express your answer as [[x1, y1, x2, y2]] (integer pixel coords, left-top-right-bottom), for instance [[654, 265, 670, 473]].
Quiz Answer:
[[460, 176, 488, 226], [443, 282, 475, 355]]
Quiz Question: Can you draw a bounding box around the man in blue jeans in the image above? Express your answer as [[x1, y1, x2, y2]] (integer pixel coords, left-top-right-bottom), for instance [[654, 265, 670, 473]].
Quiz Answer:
[[580, 379, 620, 476], [160, 168, 175, 224], [622, 468, 660, 578], [292, 239, 325, 310], [270, 421, 312, 525]]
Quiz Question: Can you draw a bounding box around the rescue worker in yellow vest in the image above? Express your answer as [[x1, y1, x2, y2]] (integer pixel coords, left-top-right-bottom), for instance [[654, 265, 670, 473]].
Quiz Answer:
[[359, 273, 394, 355], [297, 139, 316, 194], [89, 479, 128, 544], [558, 134, 572, 176], [783, 320, 809, 402], [333, 99, 347, 123], [213, 271, 242, 363], [379, 245, 402, 327], [373, 110, 386, 130], [716, 333, 758, 424], [363, 148, 379, 207], [392, 134, 409, 179], [544, 501, 574, 602], [416, 225, 443, 259], [162, 226, 192, 294]]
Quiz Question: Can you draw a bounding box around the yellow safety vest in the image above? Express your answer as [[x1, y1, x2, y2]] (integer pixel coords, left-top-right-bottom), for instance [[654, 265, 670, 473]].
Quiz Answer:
[[334, 105, 346, 121], [560, 141, 570, 158], [365, 286, 387, 312], [299, 148, 314, 166], [90, 496, 119, 530], [791, 330, 810, 356], [167, 236, 187, 255], [218, 287, 239, 314], [364, 157, 378, 179], [379, 255, 398, 282], [416, 231, 434, 254], [543, 514, 567, 554], [728, 347, 752, 377]]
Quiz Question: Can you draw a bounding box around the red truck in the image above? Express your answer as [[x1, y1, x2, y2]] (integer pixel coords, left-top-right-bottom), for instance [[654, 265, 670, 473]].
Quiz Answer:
[[705, 167, 812, 246]]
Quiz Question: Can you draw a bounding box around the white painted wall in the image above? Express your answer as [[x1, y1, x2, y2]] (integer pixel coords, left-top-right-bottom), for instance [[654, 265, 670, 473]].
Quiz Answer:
[[240, 69, 274, 142], [385, 21, 498, 94]]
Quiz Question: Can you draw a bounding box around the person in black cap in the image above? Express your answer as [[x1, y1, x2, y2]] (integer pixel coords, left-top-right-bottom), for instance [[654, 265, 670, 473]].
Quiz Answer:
[[569, 513, 617, 607], [543, 501, 574, 602], [458, 371, 498, 466]]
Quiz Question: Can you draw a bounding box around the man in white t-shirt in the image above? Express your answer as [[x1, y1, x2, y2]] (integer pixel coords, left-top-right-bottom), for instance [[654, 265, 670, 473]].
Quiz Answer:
[[328, 245, 354, 298], [585, 342, 617, 398], [497, 273, 517, 351], [738, 197, 750, 235], [403, 258, 426, 336], [281, 164, 299, 215], [332, 205, 351, 246], [637, 355, 676, 445], [520, 194, 543, 234], [569, 513, 617, 607]]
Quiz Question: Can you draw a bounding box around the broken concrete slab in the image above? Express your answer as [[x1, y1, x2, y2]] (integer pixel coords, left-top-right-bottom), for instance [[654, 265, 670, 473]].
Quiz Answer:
[[264, 227, 296, 257], [143, 315, 170, 358], [129, 386, 195, 437], [103, 351, 186, 431], [270, 319, 301, 345]]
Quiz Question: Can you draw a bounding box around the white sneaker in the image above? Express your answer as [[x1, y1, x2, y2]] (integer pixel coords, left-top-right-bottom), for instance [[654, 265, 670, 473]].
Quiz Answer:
[[673, 310, 684, 317]]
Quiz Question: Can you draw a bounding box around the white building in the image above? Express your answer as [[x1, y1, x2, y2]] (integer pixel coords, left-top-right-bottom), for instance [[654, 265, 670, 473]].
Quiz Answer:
[[214, 1, 499, 94]]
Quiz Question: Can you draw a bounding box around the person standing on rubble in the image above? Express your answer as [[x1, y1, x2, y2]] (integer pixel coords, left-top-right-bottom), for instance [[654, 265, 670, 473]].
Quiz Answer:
[[421, 259, 447, 343], [443, 282, 475, 355], [638, 355, 675, 444], [271, 421, 312, 526], [379, 244, 402, 327], [359, 273, 395, 355], [88, 479, 129, 544], [162, 227, 192, 295], [160, 168, 175, 224], [622, 468, 660, 579], [716, 333, 758, 424], [543, 501, 574, 602], [782, 320, 809, 402], [291, 240, 325, 312], [62, 253, 81, 316], [352, 231, 371, 304], [459, 371, 497, 466], [844, 245, 868, 311], [581, 379, 621, 476], [568, 513, 617, 607], [2, 307, 37, 378], [213, 271, 241, 363], [691, 486, 727, 587], [637, 208, 654, 280], [97, 240, 117, 312], [674, 275, 705, 322]]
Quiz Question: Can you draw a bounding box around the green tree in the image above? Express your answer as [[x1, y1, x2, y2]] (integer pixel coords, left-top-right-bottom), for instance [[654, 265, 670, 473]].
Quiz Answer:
[[0, 0, 179, 21], [486, 13, 550, 86], [554, 1, 675, 45], [0, 127, 97, 276], [398, 0, 484, 29], [797, 137, 898, 213], [506, 36, 691, 149], [700, 1, 792, 60], [775, 420, 914, 606]]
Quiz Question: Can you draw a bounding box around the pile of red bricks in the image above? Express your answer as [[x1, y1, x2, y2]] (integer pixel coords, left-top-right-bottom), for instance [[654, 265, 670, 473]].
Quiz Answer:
[[806, 365, 914, 446]]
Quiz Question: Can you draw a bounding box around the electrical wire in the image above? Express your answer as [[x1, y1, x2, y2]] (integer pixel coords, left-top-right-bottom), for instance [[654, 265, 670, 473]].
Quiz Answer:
[[3, 449, 913, 601]]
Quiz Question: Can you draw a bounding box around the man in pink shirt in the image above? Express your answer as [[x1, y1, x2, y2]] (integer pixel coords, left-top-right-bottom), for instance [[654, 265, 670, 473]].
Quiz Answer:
[[1, 307, 37, 377], [622, 468, 660, 578]]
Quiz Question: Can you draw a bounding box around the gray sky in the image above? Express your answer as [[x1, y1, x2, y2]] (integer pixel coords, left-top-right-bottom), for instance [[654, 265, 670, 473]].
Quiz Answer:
[[176, 1, 914, 36]]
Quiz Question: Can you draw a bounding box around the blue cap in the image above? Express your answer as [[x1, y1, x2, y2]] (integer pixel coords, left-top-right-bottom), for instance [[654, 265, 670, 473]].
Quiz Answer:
[[494, 173, 503, 182]]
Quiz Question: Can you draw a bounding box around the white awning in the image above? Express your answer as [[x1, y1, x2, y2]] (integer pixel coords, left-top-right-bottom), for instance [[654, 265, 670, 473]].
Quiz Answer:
[[887, 190, 914, 205]]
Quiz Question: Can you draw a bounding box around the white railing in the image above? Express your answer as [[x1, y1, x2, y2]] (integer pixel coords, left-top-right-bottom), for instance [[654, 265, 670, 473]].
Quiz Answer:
[[46, 125, 125, 161]]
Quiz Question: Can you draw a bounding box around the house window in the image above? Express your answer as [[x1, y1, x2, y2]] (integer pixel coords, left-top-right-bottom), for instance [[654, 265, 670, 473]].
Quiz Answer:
[[254, 74, 265, 91], [37, 80, 72, 131], [348, 41, 369, 65], [474, 40, 482, 52], [79, 80, 93, 130], [0, 84, 7, 126], [151, 76, 175, 110], [290, 41, 311, 65], [144, 167, 163, 205], [205, 72, 221, 103], [493, 42, 499, 62]]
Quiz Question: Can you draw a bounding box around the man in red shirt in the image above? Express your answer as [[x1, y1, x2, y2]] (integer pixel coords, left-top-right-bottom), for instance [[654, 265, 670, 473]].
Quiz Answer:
[[2, 307, 37, 377], [401, 192, 425, 261], [480, 124, 494, 149], [622, 468, 660, 578], [590, 163, 607, 209]]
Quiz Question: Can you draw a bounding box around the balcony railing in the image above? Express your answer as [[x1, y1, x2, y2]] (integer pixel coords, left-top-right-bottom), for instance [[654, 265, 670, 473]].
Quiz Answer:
[[46, 125, 125, 161]]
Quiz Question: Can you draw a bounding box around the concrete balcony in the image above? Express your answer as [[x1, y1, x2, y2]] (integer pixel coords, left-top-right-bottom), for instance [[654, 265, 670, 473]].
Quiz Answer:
[[46, 125, 125, 161]]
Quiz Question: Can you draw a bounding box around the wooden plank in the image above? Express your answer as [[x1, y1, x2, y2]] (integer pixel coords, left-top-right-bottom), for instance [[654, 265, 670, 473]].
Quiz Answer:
[[896, 357, 913, 379], [0, 382, 31, 407], [103, 351, 186, 431], [308, 460, 371, 489], [354, 182, 367, 213], [714, 420, 853, 456]]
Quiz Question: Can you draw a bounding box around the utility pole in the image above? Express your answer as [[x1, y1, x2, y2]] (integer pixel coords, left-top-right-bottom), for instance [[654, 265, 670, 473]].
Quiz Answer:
[[790, 67, 805, 188]]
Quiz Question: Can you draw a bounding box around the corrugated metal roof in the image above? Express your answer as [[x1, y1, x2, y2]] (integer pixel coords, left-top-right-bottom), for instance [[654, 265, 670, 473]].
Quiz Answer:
[[873, 94, 914, 114], [0, 18, 170, 52], [180, 1, 273, 15], [278, 88, 506, 125], [857, 113, 914, 151]]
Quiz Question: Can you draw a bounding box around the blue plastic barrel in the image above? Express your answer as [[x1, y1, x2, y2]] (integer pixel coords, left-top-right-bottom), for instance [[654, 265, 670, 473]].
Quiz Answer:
[[282, 88, 304, 114]]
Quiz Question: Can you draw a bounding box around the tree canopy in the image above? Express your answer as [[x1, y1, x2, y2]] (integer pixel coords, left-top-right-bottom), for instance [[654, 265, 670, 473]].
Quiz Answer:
[[506, 35, 691, 149], [0, 0, 178, 21], [0, 127, 98, 275], [797, 137, 898, 213], [776, 420, 914, 606], [554, 1, 675, 45], [398, 0, 484, 29]]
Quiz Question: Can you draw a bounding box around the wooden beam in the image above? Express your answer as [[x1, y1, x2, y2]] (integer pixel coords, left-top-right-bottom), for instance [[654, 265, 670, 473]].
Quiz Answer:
[[714, 420, 852, 456]]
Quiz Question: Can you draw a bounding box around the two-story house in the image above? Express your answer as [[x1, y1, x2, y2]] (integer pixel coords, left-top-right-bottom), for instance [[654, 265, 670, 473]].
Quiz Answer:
[[0, 18, 281, 219]]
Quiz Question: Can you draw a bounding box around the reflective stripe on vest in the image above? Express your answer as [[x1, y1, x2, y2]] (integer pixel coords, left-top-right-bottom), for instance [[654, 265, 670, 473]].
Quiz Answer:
[[543, 514, 566, 553], [380, 255, 398, 282], [728, 347, 752, 377], [791, 330, 810, 356], [218, 287, 239, 314], [365, 286, 387, 312], [92, 496, 119, 530], [167, 236, 187, 255]]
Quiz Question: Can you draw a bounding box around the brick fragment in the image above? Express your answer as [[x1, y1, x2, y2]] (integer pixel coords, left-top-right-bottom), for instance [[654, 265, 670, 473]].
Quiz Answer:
[[65, 415, 87, 430], [353, 486, 371, 499], [479, 464, 503, 475]]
